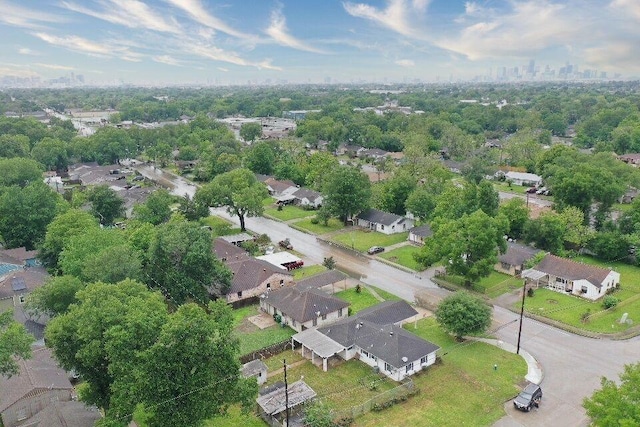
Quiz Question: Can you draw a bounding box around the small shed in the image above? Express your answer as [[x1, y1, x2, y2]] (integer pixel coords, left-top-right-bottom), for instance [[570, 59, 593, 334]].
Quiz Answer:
[[242, 359, 268, 386], [256, 380, 316, 426]]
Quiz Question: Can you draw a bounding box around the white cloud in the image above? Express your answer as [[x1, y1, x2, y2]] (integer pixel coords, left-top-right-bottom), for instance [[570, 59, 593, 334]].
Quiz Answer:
[[395, 59, 415, 67], [610, 0, 640, 21], [185, 43, 281, 70], [33, 63, 75, 70], [18, 47, 38, 55], [343, 0, 428, 39], [0, 65, 39, 77], [153, 55, 182, 66], [265, 7, 327, 53], [61, 0, 181, 34], [164, 0, 254, 40], [33, 32, 143, 62], [0, 2, 65, 29], [217, 67, 229, 72]]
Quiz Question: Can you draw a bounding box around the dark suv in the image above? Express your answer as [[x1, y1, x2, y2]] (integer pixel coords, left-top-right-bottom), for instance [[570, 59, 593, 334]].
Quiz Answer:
[[513, 383, 542, 412]]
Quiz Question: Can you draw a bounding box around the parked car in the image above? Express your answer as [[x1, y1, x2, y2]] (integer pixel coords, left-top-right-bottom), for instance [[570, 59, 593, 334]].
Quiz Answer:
[[526, 187, 538, 194], [513, 383, 542, 412], [278, 238, 293, 250], [367, 246, 385, 255]]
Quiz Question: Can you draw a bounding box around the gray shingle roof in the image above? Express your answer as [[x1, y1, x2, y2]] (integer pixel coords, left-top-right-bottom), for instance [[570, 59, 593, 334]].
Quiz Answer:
[[355, 300, 418, 325], [242, 359, 267, 378], [262, 287, 349, 323], [29, 401, 102, 427], [534, 254, 614, 288], [356, 208, 404, 226], [256, 380, 316, 416], [296, 270, 347, 291], [0, 347, 73, 413], [292, 187, 322, 202], [409, 224, 433, 238], [498, 242, 543, 267]]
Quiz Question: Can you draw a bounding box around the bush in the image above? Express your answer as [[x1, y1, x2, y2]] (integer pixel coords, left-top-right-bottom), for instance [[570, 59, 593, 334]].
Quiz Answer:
[[355, 284, 362, 293], [581, 309, 591, 323], [602, 295, 620, 309], [310, 217, 320, 224], [527, 287, 535, 297]]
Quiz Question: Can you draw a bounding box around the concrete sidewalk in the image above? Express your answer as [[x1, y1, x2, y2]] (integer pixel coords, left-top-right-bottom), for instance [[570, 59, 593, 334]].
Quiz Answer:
[[472, 338, 544, 385]]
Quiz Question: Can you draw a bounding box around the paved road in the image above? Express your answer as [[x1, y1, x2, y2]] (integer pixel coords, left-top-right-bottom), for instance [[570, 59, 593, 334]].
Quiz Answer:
[[143, 169, 640, 426]]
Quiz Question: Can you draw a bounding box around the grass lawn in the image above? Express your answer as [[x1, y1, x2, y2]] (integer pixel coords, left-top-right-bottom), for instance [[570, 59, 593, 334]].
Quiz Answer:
[[293, 264, 327, 280], [336, 286, 382, 313], [332, 230, 409, 253], [379, 245, 422, 271], [232, 304, 259, 327], [521, 288, 634, 333], [494, 181, 529, 195], [264, 205, 314, 221], [611, 203, 634, 214], [354, 318, 527, 427], [477, 272, 524, 298], [294, 217, 345, 235], [368, 286, 402, 302], [237, 324, 295, 356]]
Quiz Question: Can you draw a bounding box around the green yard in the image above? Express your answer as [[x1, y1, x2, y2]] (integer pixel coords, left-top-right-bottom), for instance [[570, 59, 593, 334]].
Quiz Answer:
[[379, 245, 423, 271], [332, 230, 409, 253], [293, 217, 345, 234], [355, 318, 527, 426], [441, 271, 523, 298], [336, 286, 383, 313], [494, 181, 529, 195], [367, 286, 402, 302], [264, 205, 315, 221], [200, 215, 241, 236], [232, 304, 295, 355], [293, 264, 327, 280]]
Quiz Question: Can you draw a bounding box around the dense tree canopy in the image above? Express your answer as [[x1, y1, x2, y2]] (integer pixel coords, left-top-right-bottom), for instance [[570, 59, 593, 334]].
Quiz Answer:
[[87, 185, 125, 225], [583, 362, 640, 426], [39, 209, 99, 270], [322, 166, 371, 224], [0, 311, 34, 377], [435, 292, 492, 339]]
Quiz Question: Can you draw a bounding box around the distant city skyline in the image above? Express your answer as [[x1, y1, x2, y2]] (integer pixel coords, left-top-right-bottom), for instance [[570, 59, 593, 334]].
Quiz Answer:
[[1, 0, 639, 86]]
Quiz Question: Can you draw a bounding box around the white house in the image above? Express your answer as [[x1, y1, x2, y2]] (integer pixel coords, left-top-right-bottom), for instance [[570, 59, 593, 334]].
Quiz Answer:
[[356, 208, 414, 235], [260, 286, 349, 333], [504, 171, 543, 187], [408, 224, 433, 245], [522, 254, 620, 301], [292, 187, 323, 209]]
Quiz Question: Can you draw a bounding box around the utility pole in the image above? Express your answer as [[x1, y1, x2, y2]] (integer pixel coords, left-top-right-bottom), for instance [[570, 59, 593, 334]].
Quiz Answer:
[[283, 359, 290, 427], [517, 280, 526, 354]]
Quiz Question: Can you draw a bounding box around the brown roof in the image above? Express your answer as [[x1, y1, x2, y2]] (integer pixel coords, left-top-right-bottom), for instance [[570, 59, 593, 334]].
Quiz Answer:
[[296, 270, 347, 291], [0, 347, 73, 413], [29, 401, 102, 427], [0, 268, 49, 300], [226, 258, 291, 294], [264, 177, 296, 194], [262, 287, 349, 323], [213, 238, 250, 262], [0, 247, 38, 262], [534, 254, 614, 288], [499, 242, 543, 267]]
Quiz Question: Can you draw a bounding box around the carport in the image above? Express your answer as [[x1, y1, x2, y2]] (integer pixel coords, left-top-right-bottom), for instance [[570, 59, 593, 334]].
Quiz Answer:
[[292, 329, 344, 372]]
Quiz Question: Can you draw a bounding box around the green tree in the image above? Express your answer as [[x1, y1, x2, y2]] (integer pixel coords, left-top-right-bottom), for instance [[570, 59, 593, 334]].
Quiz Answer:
[[0, 181, 61, 250], [243, 141, 275, 175], [0, 311, 34, 377], [239, 121, 262, 142], [588, 231, 630, 262], [177, 194, 209, 221], [583, 362, 640, 426], [59, 228, 126, 278], [31, 137, 69, 171], [196, 168, 268, 232], [498, 197, 529, 239], [323, 166, 371, 225], [405, 186, 437, 222], [304, 400, 335, 427], [0, 157, 43, 188], [82, 244, 142, 283], [435, 291, 492, 340], [303, 152, 340, 190], [0, 134, 30, 158], [25, 275, 85, 318], [87, 185, 125, 225], [147, 221, 231, 304], [323, 256, 336, 270], [140, 302, 256, 427], [477, 180, 499, 217], [133, 189, 173, 225], [375, 172, 416, 215], [416, 210, 507, 285], [39, 209, 99, 270]]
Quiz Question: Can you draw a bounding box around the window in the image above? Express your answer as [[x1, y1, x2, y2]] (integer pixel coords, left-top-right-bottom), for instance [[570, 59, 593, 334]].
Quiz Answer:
[[420, 356, 428, 365], [581, 286, 588, 294], [292, 320, 296, 327], [405, 362, 414, 373], [266, 283, 271, 289], [18, 295, 26, 304], [322, 314, 327, 320], [362, 350, 369, 358], [338, 308, 343, 317], [237, 291, 242, 298], [280, 279, 284, 285], [384, 362, 392, 372], [380, 225, 385, 230]]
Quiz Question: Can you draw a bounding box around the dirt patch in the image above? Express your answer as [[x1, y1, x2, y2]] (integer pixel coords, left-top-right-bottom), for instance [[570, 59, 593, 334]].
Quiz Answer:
[[546, 299, 558, 304], [235, 319, 259, 334], [249, 313, 277, 329]]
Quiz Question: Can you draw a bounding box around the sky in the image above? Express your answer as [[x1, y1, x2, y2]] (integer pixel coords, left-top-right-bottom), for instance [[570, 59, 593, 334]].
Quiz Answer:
[[1, 0, 639, 85]]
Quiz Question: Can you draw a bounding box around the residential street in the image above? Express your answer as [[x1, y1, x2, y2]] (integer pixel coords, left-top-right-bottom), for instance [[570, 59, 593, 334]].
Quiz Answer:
[[142, 168, 640, 426]]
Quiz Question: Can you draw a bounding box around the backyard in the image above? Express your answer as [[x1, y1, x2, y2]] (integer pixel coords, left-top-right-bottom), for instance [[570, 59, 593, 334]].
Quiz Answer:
[[332, 229, 409, 253], [264, 204, 315, 221], [232, 304, 295, 355], [379, 245, 423, 271]]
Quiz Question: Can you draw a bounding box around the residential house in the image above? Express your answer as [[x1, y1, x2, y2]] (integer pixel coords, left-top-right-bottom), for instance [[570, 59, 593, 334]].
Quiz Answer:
[[213, 238, 250, 263], [256, 380, 316, 426], [522, 254, 620, 301], [496, 242, 544, 276], [296, 270, 348, 293], [408, 224, 433, 245], [260, 286, 350, 333], [0, 269, 49, 315], [291, 300, 437, 380], [619, 153, 640, 166], [504, 171, 543, 187], [22, 401, 101, 427], [0, 247, 39, 268], [222, 257, 293, 305], [263, 178, 297, 197], [241, 359, 268, 386], [0, 347, 74, 427], [358, 148, 389, 161], [291, 187, 323, 209], [619, 188, 639, 204], [356, 208, 414, 235]]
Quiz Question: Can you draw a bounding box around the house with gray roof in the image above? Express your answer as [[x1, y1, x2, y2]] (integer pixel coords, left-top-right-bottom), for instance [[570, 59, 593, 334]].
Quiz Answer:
[[260, 286, 349, 333], [0, 347, 74, 427], [241, 359, 268, 386], [522, 254, 620, 301], [213, 238, 250, 263], [496, 242, 544, 276], [221, 257, 293, 305], [256, 380, 316, 426], [356, 208, 414, 235], [504, 171, 543, 187], [295, 270, 348, 293], [291, 300, 436, 380], [292, 187, 323, 209], [25, 401, 102, 427], [408, 224, 433, 245]]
